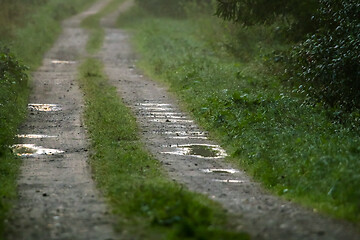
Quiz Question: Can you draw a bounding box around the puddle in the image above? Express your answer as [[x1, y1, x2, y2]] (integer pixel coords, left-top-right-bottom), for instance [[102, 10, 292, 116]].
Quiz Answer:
[[148, 112, 183, 116], [150, 119, 194, 123], [16, 134, 57, 139], [51, 60, 76, 64], [139, 107, 174, 111], [171, 136, 208, 140], [146, 115, 187, 119], [162, 144, 227, 159], [28, 104, 62, 112], [201, 168, 239, 174], [212, 179, 246, 183], [139, 103, 172, 107], [12, 144, 64, 157], [160, 131, 207, 136]]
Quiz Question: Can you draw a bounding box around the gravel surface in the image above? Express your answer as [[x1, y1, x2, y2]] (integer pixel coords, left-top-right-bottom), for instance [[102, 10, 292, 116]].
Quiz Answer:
[[99, 1, 360, 239], [5, 1, 117, 239]]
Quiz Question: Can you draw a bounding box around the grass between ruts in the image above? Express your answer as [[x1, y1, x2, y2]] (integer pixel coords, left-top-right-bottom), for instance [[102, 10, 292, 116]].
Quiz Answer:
[[116, 8, 360, 223], [77, 58, 250, 239], [0, 0, 97, 237], [81, 0, 125, 54]]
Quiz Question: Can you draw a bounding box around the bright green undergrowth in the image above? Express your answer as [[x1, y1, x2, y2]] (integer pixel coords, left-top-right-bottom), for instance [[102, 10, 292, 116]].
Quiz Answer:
[[81, 0, 124, 54], [0, 0, 96, 237], [78, 58, 249, 239], [117, 10, 360, 222]]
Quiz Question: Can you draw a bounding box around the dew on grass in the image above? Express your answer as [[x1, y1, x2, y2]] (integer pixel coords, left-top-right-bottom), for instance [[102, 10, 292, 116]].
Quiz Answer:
[[28, 104, 62, 112], [201, 168, 239, 174], [12, 144, 64, 157], [162, 144, 227, 159]]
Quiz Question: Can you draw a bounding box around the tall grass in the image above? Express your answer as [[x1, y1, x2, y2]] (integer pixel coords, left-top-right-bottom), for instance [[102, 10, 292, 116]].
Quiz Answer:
[[117, 6, 360, 223]]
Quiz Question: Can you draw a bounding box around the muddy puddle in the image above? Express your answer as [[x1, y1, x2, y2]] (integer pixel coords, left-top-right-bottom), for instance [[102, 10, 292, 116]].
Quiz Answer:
[[28, 104, 62, 112], [51, 60, 76, 64], [162, 144, 227, 159], [16, 134, 57, 139], [12, 144, 64, 157], [201, 168, 239, 174], [212, 179, 247, 183]]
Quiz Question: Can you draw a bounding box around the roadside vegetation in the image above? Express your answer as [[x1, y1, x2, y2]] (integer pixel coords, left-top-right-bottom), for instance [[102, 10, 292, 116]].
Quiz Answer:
[[78, 58, 249, 239], [0, 0, 96, 237], [117, 0, 360, 222], [79, 1, 249, 238]]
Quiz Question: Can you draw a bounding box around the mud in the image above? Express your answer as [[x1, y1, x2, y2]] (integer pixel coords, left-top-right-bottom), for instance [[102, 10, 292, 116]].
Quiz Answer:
[[99, 1, 360, 240], [5, 1, 117, 240]]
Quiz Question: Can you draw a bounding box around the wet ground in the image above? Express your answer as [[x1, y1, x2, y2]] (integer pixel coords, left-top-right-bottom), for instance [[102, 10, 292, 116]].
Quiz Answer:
[[4, 0, 360, 239], [5, 1, 117, 239], [99, 1, 360, 239]]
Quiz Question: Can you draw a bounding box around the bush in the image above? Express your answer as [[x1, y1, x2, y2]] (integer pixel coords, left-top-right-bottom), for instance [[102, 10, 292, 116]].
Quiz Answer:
[[215, 0, 319, 39], [290, 0, 360, 110], [135, 0, 212, 18], [0, 46, 28, 152]]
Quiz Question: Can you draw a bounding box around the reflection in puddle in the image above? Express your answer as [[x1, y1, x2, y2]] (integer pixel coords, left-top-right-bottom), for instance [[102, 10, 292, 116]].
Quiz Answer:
[[171, 136, 208, 140], [162, 144, 227, 159], [139, 103, 171, 107], [139, 107, 173, 111], [160, 131, 206, 136], [146, 115, 187, 119], [28, 104, 62, 112], [16, 134, 57, 139], [150, 119, 194, 123], [201, 168, 239, 174], [12, 144, 64, 157], [212, 179, 246, 183], [51, 60, 76, 64], [148, 112, 182, 116]]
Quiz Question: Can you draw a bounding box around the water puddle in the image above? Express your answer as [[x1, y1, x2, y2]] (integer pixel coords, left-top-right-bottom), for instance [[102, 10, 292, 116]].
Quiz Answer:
[[171, 136, 208, 140], [146, 115, 187, 119], [16, 134, 57, 139], [28, 104, 62, 112], [139, 107, 174, 111], [12, 144, 64, 157], [150, 119, 194, 123], [139, 103, 172, 107], [201, 168, 239, 174], [51, 60, 76, 64], [162, 144, 227, 159], [212, 179, 246, 183]]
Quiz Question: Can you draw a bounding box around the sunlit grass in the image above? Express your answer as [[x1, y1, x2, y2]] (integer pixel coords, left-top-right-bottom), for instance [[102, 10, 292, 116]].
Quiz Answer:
[[118, 9, 360, 223]]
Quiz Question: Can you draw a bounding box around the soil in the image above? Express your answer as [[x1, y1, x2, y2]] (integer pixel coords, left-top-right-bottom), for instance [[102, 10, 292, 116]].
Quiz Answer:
[[5, 1, 117, 240], [99, 1, 360, 240], [4, 0, 360, 239]]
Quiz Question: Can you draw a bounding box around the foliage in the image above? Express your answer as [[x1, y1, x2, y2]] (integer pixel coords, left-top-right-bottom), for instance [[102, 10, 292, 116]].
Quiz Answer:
[[134, 0, 212, 18], [78, 58, 249, 239], [215, 0, 319, 38], [122, 10, 360, 222], [0, 47, 28, 152], [290, 0, 360, 111]]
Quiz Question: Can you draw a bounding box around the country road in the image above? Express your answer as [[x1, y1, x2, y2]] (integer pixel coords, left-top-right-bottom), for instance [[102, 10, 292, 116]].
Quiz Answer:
[[5, 0, 360, 239]]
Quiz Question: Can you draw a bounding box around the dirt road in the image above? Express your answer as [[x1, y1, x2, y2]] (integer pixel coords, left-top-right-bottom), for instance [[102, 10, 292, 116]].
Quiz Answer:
[[99, 1, 360, 240], [5, 1, 117, 240], [4, 0, 360, 239]]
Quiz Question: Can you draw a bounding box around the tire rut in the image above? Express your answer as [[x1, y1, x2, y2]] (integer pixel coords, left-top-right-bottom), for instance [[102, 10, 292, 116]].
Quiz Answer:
[[5, 1, 117, 240], [99, 1, 360, 240]]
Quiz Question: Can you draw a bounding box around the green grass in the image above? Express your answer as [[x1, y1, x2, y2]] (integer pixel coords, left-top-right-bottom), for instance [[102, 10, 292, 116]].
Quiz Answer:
[[0, 0, 96, 237], [77, 58, 249, 239], [116, 7, 360, 223], [81, 0, 124, 54]]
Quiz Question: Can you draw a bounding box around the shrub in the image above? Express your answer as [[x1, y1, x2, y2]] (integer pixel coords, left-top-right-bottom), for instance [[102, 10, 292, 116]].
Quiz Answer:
[[290, 0, 360, 110], [0, 46, 28, 152]]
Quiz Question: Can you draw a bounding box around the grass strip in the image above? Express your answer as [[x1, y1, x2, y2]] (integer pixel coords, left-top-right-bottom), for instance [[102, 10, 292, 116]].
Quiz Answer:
[[78, 58, 250, 239], [81, 0, 124, 54], [117, 11, 360, 223]]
